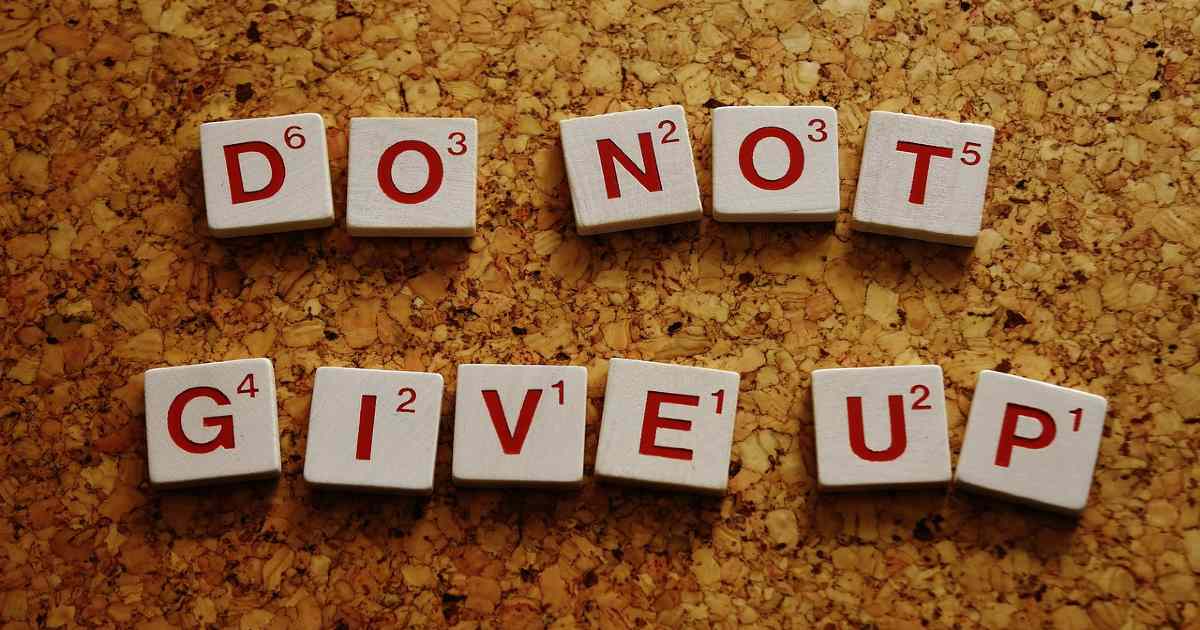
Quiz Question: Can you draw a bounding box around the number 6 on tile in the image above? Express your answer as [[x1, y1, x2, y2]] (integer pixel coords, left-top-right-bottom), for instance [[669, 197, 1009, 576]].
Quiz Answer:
[[304, 367, 445, 494]]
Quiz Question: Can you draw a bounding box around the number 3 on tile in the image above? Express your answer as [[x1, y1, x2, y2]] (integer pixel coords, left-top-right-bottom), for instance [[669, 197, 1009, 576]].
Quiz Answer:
[[448, 132, 468, 156]]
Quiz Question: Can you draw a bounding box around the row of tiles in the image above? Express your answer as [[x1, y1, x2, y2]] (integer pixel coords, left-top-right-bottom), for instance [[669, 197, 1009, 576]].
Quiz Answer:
[[200, 106, 993, 245], [145, 358, 1105, 515]]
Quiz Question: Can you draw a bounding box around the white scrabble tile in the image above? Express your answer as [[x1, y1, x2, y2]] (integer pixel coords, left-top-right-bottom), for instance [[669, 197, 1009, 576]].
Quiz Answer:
[[200, 113, 334, 237], [303, 367, 444, 494], [812, 365, 951, 491], [347, 117, 477, 237], [594, 358, 740, 494], [955, 370, 1107, 515], [712, 105, 840, 222], [559, 105, 701, 235], [452, 364, 587, 488], [851, 111, 994, 246], [144, 358, 281, 488]]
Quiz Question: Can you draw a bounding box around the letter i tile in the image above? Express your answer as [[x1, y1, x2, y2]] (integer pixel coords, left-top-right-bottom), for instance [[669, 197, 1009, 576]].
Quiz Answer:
[[199, 113, 335, 237], [812, 365, 951, 491], [452, 364, 587, 488], [955, 370, 1107, 515], [851, 111, 994, 246], [304, 367, 444, 493], [144, 359, 281, 488], [594, 358, 740, 494]]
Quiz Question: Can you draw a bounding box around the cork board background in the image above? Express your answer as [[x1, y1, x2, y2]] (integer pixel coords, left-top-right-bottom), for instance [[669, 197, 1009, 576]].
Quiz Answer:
[[2, 0, 1199, 628]]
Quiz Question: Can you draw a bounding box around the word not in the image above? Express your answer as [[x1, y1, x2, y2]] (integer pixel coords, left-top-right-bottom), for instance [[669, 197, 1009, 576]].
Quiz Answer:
[[144, 358, 1106, 514], [199, 106, 994, 246]]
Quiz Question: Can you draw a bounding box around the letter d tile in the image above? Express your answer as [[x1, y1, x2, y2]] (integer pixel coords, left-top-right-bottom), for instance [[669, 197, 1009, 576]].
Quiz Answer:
[[200, 113, 334, 237]]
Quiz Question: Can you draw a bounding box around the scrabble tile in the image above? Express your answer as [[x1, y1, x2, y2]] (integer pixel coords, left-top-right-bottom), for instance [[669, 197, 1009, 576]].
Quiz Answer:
[[594, 358, 740, 494], [955, 370, 1107, 515], [303, 367, 444, 494], [452, 364, 587, 488], [144, 358, 281, 488], [812, 365, 951, 491], [851, 111, 994, 246], [347, 117, 477, 237], [559, 105, 701, 235], [200, 113, 334, 237], [712, 105, 840, 222]]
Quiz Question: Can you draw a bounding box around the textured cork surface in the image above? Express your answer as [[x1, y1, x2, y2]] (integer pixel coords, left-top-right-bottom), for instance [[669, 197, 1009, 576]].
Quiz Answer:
[[2, 1, 1199, 628]]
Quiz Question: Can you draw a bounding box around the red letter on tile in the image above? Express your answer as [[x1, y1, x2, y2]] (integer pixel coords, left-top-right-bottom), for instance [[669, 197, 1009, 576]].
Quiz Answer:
[[482, 389, 543, 454], [378, 140, 444, 204], [994, 403, 1056, 467], [167, 386, 235, 454], [224, 141, 286, 204], [895, 141, 953, 204], [639, 391, 698, 460], [739, 126, 805, 191], [597, 133, 662, 199], [846, 395, 908, 462]]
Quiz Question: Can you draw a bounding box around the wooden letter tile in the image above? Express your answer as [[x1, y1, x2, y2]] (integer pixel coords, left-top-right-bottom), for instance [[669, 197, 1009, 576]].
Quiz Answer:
[[851, 111, 994, 246], [452, 364, 587, 488], [812, 365, 951, 491], [144, 358, 281, 488], [347, 117, 477, 237], [712, 105, 840, 222], [303, 367, 444, 494], [955, 370, 1107, 515], [594, 358, 740, 494], [559, 105, 701, 235], [200, 113, 334, 237]]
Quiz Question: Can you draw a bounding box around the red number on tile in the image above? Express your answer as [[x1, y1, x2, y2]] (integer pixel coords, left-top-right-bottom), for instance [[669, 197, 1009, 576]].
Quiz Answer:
[[237, 373, 258, 398], [910, 384, 932, 410], [396, 387, 417, 413], [284, 125, 306, 149]]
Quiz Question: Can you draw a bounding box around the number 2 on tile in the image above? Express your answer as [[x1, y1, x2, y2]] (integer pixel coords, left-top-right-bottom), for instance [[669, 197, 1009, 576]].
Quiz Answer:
[[396, 387, 417, 413], [658, 120, 680, 144], [910, 384, 932, 410]]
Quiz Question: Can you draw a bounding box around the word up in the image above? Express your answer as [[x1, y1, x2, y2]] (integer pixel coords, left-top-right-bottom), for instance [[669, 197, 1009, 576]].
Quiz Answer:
[[199, 107, 994, 245], [144, 359, 1106, 514]]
